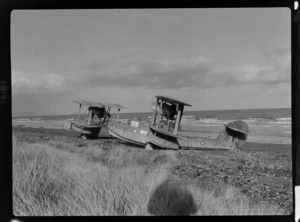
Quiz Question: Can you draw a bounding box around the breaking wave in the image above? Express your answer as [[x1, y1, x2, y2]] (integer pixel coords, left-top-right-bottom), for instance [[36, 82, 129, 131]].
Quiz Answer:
[[180, 116, 291, 127]]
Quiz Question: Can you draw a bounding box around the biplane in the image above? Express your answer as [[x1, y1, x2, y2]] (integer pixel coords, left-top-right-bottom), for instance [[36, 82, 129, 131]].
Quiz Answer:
[[63, 100, 126, 139], [107, 95, 249, 150]]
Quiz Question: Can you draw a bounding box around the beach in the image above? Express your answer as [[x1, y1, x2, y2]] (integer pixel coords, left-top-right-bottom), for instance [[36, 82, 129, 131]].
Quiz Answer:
[[12, 117, 293, 215], [12, 108, 293, 215], [12, 114, 292, 145]]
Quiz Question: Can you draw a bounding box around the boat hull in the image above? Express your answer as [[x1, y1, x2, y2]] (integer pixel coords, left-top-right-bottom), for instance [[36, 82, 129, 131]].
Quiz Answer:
[[107, 119, 248, 151], [148, 132, 179, 149], [107, 120, 149, 146], [63, 120, 102, 136]]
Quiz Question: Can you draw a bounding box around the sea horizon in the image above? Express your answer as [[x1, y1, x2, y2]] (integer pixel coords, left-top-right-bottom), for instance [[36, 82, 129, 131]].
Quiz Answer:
[[12, 107, 291, 118]]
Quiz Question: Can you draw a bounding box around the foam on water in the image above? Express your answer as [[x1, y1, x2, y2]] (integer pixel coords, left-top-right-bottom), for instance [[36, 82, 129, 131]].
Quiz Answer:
[[180, 113, 291, 143], [181, 116, 291, 126]]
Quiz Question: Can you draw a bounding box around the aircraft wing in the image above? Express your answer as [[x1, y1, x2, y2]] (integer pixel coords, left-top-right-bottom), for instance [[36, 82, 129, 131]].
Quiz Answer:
[[155, 95, 192, 107], [73, 100, 106, 108], [103, 103, 127, 109], [74, 100, 126, 109]]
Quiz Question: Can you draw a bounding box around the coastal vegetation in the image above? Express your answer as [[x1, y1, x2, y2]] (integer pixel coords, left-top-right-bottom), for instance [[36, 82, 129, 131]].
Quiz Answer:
[[13, 135, 287, 216]]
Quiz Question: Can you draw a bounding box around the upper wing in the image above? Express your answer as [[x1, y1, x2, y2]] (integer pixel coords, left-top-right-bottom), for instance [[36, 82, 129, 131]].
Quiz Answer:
[[155, 95, 192, 107], [74, 100, 126, 109], [103, 103, 127, 109], [73, 100, 106, 108]]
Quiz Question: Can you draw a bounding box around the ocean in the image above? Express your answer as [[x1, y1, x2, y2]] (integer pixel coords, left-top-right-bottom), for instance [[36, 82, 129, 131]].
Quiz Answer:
[[12, 108, 291, 144]]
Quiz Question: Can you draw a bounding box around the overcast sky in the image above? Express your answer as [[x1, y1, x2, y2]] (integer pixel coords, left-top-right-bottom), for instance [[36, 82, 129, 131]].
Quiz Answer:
[[11, 8, 291, 115]]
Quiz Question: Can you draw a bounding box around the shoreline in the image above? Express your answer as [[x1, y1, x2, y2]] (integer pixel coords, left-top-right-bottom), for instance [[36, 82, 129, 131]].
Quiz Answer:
[[12, 119, 292, 145], [12, 125, 293, 214]]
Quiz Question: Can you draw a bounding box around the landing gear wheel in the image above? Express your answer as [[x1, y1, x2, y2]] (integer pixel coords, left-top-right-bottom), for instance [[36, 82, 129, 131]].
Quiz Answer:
[[81, 134, 87, 140], [145, 142, 153, 150]]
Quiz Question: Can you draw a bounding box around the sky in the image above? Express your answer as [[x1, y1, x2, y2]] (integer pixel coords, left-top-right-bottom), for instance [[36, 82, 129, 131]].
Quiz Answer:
[[11, 8, 291, 116]]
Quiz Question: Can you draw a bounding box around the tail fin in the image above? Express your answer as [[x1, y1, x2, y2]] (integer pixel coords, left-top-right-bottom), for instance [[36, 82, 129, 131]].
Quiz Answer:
[[216, 120, 249, 149]]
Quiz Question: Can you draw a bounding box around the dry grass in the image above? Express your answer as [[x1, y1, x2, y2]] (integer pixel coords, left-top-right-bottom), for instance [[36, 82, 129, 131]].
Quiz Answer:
[[231, 148, 260, 170], [13, 135, 286, 216], [189, 184, 286, 215]]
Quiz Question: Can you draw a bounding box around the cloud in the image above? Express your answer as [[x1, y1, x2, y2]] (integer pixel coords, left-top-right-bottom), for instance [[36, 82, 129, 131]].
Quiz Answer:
[[231, 46, 290, 85], [80, 57, 212, 89], [12, 46, 291, 94], [232, 62, 290, 85], [79, 48, 290, 90], [12, 70, 66, 93]]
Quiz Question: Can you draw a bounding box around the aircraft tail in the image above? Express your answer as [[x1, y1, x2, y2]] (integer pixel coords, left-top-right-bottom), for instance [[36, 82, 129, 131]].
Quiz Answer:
[[215, 120, 249, 149]]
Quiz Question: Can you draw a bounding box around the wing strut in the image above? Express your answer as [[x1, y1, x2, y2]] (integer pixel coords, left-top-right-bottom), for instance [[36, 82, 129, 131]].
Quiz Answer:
[[87, 108, 92, 126], [78, 104, 82, 121], [174, 104, 183, 135], [152, 98, 158, 125]]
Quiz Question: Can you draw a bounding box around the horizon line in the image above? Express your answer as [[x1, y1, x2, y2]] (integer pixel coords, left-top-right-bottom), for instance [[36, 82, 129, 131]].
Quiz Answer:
[[12, 107, 291, 117]]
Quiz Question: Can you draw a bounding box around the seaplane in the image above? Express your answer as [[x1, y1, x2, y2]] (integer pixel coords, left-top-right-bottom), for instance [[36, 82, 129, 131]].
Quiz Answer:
[[63, 100, 126, 139], [107, 95, 249, 150]]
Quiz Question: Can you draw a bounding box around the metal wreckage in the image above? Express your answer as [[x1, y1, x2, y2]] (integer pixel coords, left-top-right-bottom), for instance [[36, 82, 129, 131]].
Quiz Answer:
[[64, 96, 249, 151]]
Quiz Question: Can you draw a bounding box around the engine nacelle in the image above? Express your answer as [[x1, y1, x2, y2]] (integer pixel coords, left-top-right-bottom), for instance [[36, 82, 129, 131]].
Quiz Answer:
[[150, 102, 177, 120]]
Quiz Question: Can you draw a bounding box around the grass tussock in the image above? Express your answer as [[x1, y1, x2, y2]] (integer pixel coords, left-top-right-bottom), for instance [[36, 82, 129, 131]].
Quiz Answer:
[[13, 135, 286, 216], [231, 149, 260, 170], [189, 184, 286, 215]]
